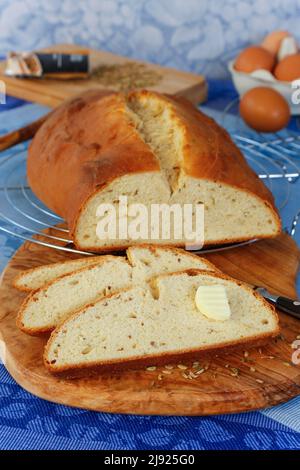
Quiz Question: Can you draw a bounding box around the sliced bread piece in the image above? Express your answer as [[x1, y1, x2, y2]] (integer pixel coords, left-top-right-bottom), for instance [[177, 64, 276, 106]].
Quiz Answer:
[[17, 256, 130, 335], [126, 245, 218, 281], [17, 246, 217, 335], [44, 270, 279, 377], [14, 256, 104, 292]]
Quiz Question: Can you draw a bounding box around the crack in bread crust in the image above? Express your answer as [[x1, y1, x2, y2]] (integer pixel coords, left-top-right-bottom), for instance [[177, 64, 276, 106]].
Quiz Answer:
[[126, 94, 184, 194]]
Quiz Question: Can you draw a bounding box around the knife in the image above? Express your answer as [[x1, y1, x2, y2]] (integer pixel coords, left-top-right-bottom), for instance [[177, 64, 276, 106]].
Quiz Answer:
[[255, 287, 300, 320], [0, 113, 51, 152]]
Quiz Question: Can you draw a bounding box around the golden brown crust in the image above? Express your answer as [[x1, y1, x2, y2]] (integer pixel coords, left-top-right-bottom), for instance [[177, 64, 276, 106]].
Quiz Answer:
[[44, 269, 280, 378], [158, 93, 276, 204], [27, 90, 159, 230], [28, 89, 281, 251]]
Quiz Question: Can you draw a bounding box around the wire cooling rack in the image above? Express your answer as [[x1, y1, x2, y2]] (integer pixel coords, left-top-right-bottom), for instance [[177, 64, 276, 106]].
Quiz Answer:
[[0, 103, 299, 256]]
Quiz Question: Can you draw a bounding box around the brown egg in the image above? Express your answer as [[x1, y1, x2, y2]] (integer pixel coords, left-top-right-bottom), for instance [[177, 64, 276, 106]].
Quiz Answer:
[[234, 46, 275, 74], [240, 87, 290, 133], [274, 53, 300, 81], [261, 31, 291, 56]]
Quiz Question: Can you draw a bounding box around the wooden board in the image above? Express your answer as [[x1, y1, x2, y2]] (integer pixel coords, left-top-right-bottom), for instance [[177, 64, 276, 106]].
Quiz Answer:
[[0, 230, 299, 415], [0, 44, 207, 108]]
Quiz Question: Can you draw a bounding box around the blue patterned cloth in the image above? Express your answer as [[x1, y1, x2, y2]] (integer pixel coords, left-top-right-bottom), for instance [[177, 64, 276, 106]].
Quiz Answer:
[[0, 82, 300, 450]]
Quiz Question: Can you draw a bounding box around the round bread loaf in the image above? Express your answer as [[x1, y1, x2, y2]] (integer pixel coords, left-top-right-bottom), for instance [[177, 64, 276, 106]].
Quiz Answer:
[[27, 89, 281, 252]]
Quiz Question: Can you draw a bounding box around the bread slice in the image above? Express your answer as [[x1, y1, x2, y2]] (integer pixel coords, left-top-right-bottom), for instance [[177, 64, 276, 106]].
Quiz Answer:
[[14, 256, 103, 292], [44, 270, 279, 377], [28, 90, 281, 253], [15, 244, 216, 293], [17, 246, 217, 335]]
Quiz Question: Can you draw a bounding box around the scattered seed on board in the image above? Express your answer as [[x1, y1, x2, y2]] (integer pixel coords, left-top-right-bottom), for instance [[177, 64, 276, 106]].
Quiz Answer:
[[256, 379, 264, 384], [230, 368, 240, 377], [189, 372, 198, 379], [158, 374, 163, 380], [178, 364, 188, 370], [182, 372, 189, 379], [195, 368, 205, 375], [165, 365, 173, 370], [146, 366, 156, 372], [250, 367, 256, 372], [162, 370, 172, 375], [192, 362, 200, 369], [297, 335, 300, 339], [244, 351, 249, 358]]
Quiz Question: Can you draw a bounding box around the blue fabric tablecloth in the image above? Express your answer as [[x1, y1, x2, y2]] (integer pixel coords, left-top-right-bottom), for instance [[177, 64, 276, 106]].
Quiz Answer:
[[0, 81, 300, 450]]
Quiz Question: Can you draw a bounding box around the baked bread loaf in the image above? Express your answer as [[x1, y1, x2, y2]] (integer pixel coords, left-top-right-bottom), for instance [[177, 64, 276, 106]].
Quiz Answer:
[[14, 256, 102, 292], [16, 245, 217, 335], [44, 269, 279, 377], [27, 90, 281, 252]]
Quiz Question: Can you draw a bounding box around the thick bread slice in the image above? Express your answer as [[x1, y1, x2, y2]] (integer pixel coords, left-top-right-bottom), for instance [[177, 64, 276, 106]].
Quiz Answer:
[[17, 246, 217, 335], [28, 90, 281, 253], [14, 256, 103, 292], [44, 270, 279, 377]]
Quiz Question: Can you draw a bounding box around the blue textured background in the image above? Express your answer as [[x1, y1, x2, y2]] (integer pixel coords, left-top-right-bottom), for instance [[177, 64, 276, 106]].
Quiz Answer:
[[0, 0, 300, 78]]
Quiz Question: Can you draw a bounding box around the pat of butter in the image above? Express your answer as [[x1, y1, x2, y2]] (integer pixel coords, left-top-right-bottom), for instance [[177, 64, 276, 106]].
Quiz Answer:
[[195, 285, 231, 321]]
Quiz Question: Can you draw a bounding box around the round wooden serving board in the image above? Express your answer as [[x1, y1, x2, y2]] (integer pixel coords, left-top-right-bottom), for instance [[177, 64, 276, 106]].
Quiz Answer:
[[0, 230, 300, 415]]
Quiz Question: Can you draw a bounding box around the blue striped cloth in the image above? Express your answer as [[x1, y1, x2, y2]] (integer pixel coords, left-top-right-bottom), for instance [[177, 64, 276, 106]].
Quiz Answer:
[[0, 82, 299, 450]]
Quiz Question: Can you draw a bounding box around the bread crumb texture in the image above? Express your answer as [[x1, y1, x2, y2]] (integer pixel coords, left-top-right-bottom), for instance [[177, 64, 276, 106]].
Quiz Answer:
[[45, 270, 278, 373]]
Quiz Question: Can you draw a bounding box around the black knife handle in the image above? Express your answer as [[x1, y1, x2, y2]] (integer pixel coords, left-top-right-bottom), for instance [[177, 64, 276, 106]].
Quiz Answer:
[[276, 297, 300, 319]]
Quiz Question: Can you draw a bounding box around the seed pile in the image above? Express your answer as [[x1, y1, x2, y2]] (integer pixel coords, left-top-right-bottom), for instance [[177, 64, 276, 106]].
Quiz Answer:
[[90, 62, 162, 91]]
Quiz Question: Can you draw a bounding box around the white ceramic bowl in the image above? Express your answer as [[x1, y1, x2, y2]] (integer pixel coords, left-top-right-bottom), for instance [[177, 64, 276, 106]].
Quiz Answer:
[[228, 60, 299, 115]]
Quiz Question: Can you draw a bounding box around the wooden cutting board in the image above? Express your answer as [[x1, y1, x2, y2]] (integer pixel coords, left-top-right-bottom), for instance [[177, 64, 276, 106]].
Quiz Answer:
[[0, 230, 299, 415], [0, 44, 207, 108]]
